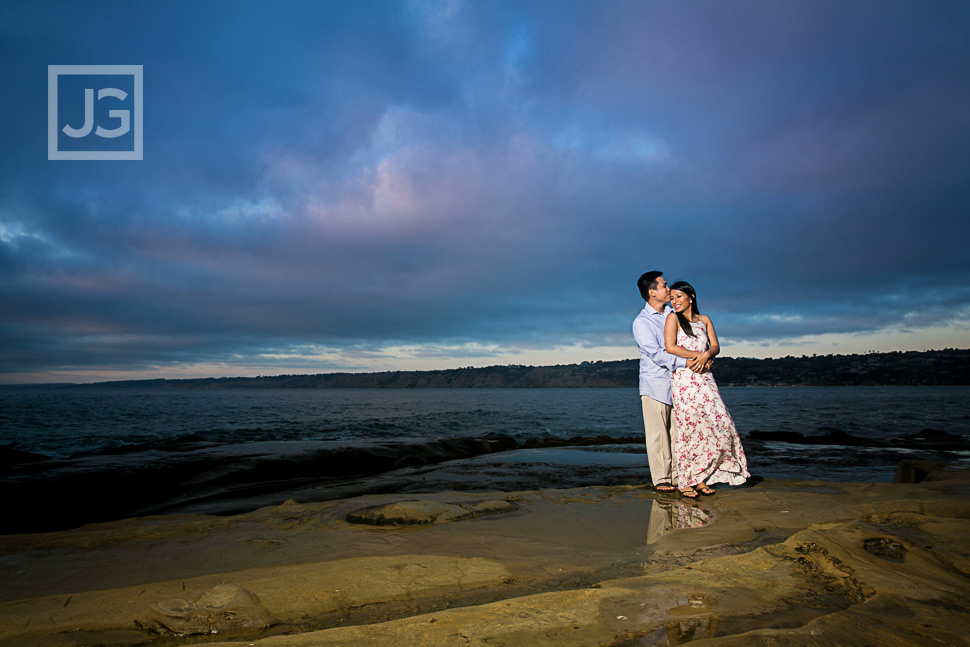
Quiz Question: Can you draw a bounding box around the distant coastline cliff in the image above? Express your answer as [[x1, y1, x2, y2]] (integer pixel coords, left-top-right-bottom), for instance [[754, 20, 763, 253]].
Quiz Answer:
[[71, 348, 969, 388]]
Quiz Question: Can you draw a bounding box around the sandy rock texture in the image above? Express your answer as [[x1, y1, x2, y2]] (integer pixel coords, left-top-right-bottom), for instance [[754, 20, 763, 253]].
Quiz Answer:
[[0, 462, 968, 646], [345, 498, 519, 525]]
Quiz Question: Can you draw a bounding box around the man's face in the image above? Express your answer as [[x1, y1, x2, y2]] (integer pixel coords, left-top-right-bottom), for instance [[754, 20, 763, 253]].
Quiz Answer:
[[650, 277, 670, 302]]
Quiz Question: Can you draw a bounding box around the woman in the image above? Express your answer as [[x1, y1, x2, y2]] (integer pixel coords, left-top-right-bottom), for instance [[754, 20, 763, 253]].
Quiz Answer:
[[663, 281, 749, 498]]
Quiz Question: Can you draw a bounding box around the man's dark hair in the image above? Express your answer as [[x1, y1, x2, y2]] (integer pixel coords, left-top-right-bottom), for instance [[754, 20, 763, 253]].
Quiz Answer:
[[637, 270, 663, 301]]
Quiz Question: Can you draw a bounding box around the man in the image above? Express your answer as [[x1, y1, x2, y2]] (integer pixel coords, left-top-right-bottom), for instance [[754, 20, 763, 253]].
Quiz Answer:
[[633, 270, 705, 492]]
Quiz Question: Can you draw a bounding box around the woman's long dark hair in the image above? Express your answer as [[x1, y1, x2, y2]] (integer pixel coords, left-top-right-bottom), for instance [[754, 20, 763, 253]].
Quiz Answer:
[[669, 281, 700, 338]]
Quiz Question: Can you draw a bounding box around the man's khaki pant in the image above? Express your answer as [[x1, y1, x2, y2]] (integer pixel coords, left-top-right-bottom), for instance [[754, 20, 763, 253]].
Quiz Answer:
[[641, 395, 678, 487]]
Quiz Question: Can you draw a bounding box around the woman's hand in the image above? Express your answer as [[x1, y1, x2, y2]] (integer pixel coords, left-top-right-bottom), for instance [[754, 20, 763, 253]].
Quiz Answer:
[[689, 350, 711, 372]]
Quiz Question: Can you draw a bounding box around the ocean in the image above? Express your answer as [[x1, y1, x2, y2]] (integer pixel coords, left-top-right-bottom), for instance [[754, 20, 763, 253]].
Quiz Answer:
[[1, 386, 968, 533]]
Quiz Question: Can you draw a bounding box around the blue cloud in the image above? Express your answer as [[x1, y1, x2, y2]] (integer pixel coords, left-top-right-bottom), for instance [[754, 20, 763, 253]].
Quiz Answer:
[[1, 0, 969, 380]]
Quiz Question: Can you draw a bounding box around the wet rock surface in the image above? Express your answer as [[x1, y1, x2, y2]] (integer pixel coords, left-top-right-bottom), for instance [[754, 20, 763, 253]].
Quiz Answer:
[[1, 463, 969, 647], [0, 434, 636, 534], [892, 459, 953, 483], [345, 498, 518, 525], [4, 421, 966, 536], [863, 537, 908, 562], [746, 427, 970, 450], [148, 584, 277, 637]]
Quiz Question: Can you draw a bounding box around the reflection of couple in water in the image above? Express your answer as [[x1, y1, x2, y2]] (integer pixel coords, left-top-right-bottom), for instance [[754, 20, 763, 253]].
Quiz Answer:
[[646, 497, 712, 544], [633, 271, 749, 499]]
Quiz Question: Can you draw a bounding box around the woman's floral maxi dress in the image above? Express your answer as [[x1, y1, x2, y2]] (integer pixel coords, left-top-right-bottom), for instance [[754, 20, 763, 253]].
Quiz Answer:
[[671, 319, 750, 488]]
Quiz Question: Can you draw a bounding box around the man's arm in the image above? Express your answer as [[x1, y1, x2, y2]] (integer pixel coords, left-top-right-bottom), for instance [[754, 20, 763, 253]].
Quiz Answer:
[[633, 317, 687, 372]]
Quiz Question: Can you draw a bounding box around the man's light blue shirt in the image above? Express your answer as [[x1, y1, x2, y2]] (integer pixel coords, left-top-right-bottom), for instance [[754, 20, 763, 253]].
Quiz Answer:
[[633, 303, 687, 404]]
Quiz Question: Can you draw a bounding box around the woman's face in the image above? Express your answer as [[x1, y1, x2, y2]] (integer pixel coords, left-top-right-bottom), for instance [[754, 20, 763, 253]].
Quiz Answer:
[[669, 289, 692, 314]]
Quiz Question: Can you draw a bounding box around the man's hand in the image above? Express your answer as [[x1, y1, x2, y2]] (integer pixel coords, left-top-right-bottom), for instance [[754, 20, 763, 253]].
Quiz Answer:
[[687, 351, 711, 373], [686, 355, 705, 372]]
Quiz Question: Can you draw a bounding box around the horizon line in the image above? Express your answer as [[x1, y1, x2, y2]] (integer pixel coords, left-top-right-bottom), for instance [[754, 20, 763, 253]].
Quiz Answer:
[[3, 347, 966, 388]]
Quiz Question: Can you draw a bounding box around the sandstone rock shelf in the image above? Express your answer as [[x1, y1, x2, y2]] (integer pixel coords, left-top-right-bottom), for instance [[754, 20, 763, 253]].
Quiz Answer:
[[1, 461, 968, 646]]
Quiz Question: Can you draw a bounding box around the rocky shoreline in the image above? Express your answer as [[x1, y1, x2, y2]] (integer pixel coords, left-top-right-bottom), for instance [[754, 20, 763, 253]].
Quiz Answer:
[[1, 460, 968, 646], [4, 426, 967, 536]]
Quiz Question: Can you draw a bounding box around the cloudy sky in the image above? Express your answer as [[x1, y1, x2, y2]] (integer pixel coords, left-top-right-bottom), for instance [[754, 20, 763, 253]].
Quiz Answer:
[[2, 1, 969, 383]]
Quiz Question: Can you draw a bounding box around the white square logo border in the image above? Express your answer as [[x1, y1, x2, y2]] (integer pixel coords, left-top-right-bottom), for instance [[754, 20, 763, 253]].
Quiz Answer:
[[48, 65, 143, 161]]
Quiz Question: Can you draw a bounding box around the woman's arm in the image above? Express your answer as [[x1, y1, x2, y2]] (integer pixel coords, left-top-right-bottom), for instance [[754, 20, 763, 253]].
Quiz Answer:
[[700, 315, 720, 357], [665, 313, 701, 359]]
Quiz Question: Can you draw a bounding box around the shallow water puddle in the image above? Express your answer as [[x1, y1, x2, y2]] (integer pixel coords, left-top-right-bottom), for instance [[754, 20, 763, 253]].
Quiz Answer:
[[646, 498, 713, 544], [611, 592, 853, 646]]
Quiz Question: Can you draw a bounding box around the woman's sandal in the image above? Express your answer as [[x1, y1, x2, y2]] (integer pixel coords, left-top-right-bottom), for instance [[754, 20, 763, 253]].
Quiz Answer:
[[696, 484, 716, 496], [680, 487, 699, 498]]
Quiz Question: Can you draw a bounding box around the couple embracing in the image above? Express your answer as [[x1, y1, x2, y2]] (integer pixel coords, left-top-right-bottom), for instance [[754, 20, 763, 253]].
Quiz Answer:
[[633, 270, 749, 498]]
